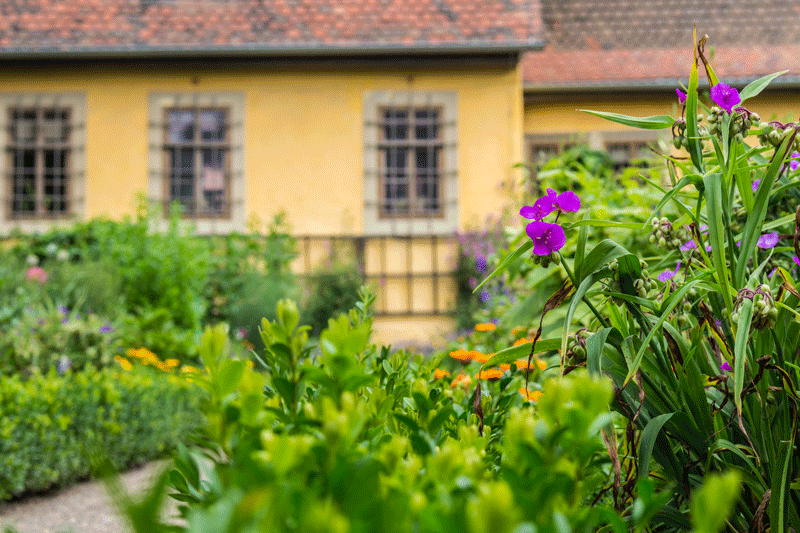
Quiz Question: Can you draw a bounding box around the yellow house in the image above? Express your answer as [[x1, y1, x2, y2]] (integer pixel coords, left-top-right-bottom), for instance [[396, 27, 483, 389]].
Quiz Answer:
[[0, 0, 542, 345]]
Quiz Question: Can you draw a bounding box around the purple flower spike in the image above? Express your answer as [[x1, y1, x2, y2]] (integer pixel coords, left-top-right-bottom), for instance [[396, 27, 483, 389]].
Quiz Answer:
[[751, 179, 760, 193], [710, 83, 741, 113], [476, 254, 487, 273], [526, 221, 566, 256], [791, 152, 800, 172], [756, 233, 780, 249], [480, 291, 492, 302], [676, 88, 687, 105], [720, 361, 732, 372], [657, 260, 681, 282], [680, 240, 696, 251], [100, 323, 114, 334], [556, 190, 581, 212]]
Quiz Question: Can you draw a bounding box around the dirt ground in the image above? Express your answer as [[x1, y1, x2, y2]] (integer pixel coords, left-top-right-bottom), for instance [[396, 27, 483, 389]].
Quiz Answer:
[[0, 462, 178, 533]]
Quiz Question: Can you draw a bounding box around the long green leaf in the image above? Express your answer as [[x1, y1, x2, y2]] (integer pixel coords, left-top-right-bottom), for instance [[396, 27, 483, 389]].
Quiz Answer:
[[704, 172, 733, 311], [639, 413, 674, 479], [579, 110, 674, 130], [483, 338, 561, 368], [474, 239, 532, 292], [733, 298, 754, 415], [586, 327, 622, 377], [578, 239, 630, 281], [640, 174, 702, 231], [686, 43, 704, 172], [769, 440, 793, 533], [739, 71, 788, 102]]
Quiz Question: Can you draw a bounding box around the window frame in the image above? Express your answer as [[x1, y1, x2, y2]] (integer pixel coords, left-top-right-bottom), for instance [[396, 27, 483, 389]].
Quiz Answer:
[[0, 93, 86, 235], [149, 93, 245, 234], [363, 91, 458, 236]]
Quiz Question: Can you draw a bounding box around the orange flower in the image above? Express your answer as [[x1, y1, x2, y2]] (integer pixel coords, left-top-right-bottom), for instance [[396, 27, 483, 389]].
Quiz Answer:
[[433, 368, 451, 379], [499, 363, 511, 372], [513, 337, 532, 347], [511, 326, 527, 336], [519, 388, 542, 402], [474, 322, 497, 332], [451, 373, 473, 388], [471, 351, 493, 364], [180, 365, 199, 374], [514, 358, 547, 372], [449, 349, 473, 364], [476, 369, 504, 381], [114, 356, 132, 371]]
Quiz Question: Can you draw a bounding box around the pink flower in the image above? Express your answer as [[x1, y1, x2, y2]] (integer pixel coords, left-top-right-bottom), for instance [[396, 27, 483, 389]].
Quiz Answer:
[[756, 233, 780, 249], [25, 266, 48, 284], [751, 179, 760, 193], [657, 261, 681, 282], [791, 152, 800, 172], [710, 83, 741, 113], [676, 88, 687, 105], [720, 361, 732, 372]]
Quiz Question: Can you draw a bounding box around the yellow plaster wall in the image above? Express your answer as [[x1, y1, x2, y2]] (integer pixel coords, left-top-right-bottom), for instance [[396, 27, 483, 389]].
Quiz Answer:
[[524, 91, 800, 136], [0, 62, 523, 235]]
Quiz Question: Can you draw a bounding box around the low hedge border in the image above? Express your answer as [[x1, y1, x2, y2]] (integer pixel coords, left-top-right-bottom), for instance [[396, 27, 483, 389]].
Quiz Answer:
[[0, 366, 204, 500]]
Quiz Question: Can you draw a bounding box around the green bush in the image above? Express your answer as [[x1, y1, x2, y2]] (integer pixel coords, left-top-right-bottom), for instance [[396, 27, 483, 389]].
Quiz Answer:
[[0, 365, 204, 500], [301, 263, 363, 336]]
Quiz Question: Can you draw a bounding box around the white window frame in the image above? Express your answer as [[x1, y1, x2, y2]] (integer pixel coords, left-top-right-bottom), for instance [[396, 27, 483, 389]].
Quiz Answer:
[[363, 91, 458, 236], [0, 93, 86, 235], [148, 93, 245, 234]]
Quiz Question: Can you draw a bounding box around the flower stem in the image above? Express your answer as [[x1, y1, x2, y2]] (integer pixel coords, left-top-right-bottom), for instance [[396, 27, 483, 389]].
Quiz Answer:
[[558, 252, 609, 327]]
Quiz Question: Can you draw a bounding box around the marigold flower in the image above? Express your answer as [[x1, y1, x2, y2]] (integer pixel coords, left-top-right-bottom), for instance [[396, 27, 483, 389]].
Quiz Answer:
[[476, 369, 504, 381], [451, 373, 473, 388], [474, 322, 496, 332], [163, 359, 180, 369], [449, 349, 473, 364], [514, 358, 546, 372], [433, 368, 450, 379], [472, 351, 492, 364], [513, 337, 532, 347], [710, 82, 740, 113], [519, 388, 542, 402], [114, 356, 133, 371], [499, 363, 511, 372], [180, 365, 199, 374], [511, 326, 526, 336]]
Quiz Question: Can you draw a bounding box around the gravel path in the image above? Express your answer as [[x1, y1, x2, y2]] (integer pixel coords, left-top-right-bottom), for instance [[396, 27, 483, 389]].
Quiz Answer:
[[0, 462, 178, 533]]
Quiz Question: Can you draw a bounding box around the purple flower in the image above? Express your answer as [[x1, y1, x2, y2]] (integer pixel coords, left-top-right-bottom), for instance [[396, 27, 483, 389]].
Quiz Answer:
[[794, 256, 800, 267], [756, 233, 780, 249], [556, 190, 581, 212], [791, 152, 800, 172], [476, 254, 487, 273], [720, 361, 732, 372], [710, 83, 741, 113], [100, 323, 114, 334], [752, 179, 760, 193], [480, 291, 491, 302], [58, 306, 69, 315], [525, 221, 566, 256], [676, 88, 687, 105], [61, 317, 68, 325], [520, 189, 581, 221], [657, 261, 681, 282], [520, 197, 555, 221]]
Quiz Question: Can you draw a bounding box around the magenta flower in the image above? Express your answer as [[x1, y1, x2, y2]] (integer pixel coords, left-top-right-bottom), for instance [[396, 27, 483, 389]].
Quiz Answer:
[[720, 361, 732, 372], [710, 83, 741, 113], [794, 257, 800, 267], [556, 190, 581, 212], [520, 188, 580, 220], [756, 233, 780, 249], [25, 266, 48, 284], [520, 200, 554, 221], [657, 261, 681, 282], [791, 152, 800, 172], [751, 179, 760, 193], [676, 88, 687, 105], [526, 221, 566, 256]]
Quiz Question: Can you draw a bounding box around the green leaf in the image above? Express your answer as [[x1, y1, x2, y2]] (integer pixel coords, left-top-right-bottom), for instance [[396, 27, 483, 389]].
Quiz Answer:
[[578, 239, 630, 281], [586, 327, 623, 377], [579, 110, 674, 130], [217, 359, 245, 399], [691, 471, 742, 533], [686, 47, 704, 172], [639, 413, 673, 479], [483, 338, 561, 368], [739, 71, 788, 102], [474, 240, 532, 292], [733, 298, 754, 415], [704, 173, 733, 311]]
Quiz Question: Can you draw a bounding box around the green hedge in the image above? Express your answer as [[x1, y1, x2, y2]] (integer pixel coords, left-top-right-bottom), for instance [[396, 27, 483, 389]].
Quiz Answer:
[[0, 366, 204, 500]]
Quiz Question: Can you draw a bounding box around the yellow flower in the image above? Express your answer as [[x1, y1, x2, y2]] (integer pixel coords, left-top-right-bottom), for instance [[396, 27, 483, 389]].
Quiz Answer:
[[474, 322, 496, 332], [246, 360, 255, 368], [519, 388, 542, 402], [180, 365, 199, 374], [514, 358, 547, 372], [433, 368, 450, 379], [512, 337, 532, 347], [163, 359, 180, 369], [449, 349, 473, 364], [476, 369, 504, 381], [114, 356, 132, 371], [451, 373, 473, 389], [127, 347, 158, 365]]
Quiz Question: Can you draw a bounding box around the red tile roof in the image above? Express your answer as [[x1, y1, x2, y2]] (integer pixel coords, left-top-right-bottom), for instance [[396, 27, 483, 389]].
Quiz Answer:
[[524, 0, 800, 89], [0, 0, 543, 57]]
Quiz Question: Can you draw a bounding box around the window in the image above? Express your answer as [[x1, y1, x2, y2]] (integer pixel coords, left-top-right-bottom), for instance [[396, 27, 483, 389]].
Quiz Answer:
[[149, 93, 245, 234], [605, 140, 653, 171], [379, 107, 443, 217], [164, 108, 229, 217], [526, 131, 665, 171], [0, 94, 85, 233], [364, 92, 457, 235]]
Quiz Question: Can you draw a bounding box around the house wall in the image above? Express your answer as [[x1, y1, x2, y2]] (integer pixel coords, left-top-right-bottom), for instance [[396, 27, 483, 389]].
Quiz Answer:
[[0, 60, 525, 345]]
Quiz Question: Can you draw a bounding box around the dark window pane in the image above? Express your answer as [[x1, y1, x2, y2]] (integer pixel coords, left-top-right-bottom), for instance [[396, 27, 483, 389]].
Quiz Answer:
[[383, 109, 408, 140], [168, 110, 194, 143], [200, 110, 225, 141], [201, 148, 226, 213], [415, 109, 439, 140], [11, 109, 36, 143]]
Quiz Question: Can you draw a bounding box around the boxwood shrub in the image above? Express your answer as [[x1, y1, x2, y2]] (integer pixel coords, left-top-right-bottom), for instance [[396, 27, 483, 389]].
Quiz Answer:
[[0, 365, 204, 501]]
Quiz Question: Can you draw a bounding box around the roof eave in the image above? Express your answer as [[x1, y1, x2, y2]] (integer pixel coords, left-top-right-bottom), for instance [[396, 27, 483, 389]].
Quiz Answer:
[[0, 39, 546, 60], [524, 76, 800, 93]]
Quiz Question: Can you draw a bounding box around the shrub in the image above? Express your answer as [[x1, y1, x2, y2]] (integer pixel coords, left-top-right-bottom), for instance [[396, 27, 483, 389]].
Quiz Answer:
[[0, 365, 203, 501], [301, 262, 363, 336]]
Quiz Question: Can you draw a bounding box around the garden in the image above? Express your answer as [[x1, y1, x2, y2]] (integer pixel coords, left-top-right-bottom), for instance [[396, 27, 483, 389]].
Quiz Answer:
[[5, 37, 800, 532]]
